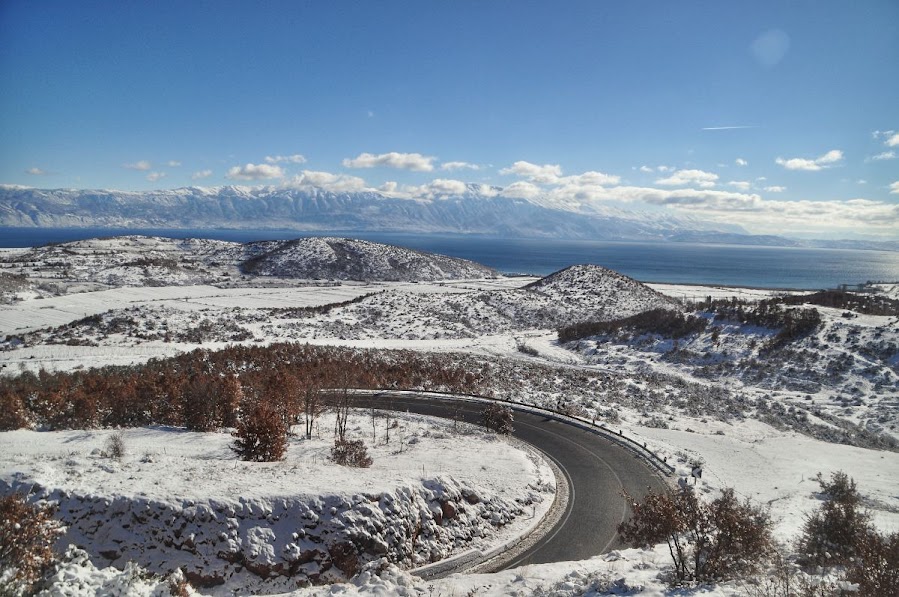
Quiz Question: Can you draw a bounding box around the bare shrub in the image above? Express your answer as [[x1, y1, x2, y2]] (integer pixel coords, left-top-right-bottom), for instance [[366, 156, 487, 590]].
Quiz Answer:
[[483, 403, 514, 434], [618, 485, 772, 583], [795, 471, 898, 596], [0, 493, 64, 595], [331, 439, 373, 468], [559, 308, 708, 343], [516, 342, 539, 357], [231, 403, 287, 462], [103, 432, 126, 460], [167, 569, 192, 597], [845, 530, 899, 596], [0, 386, 28, 431], [797, 471, 870, 567]]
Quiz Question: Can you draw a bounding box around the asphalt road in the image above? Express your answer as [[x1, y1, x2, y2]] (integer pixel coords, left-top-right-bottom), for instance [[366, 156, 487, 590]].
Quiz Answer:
[[350, 393, 668, 569]]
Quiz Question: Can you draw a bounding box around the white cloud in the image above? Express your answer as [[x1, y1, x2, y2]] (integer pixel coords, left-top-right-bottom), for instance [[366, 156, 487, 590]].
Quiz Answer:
[[568, 185, 897, 236], [124, 160, 152, 171], [656, 169, 719, 188], [871, 151, 896, 161], [887, 133, 899, 147], [701, 125, 758, 131], [226, 163, 285, 180], [378, 181, 398, 193], [265, 154, 307, 165], [146, 171, 166, 182], [166, 160, 181, 167], [499, 161, 563, 184], [775, 149, 843, 171], [639, 165, 654, 173], [501, 181, 543, 200], [398, 178, 469, 199], [764, 186, 786, 192], [735, 158, 748, 166], [558, 171, 621, 186], [191, 169, 213, 180], [890, 181, 899, 195], [290, 170, 367, 193], [342, 152, 435, 172], [423, 178, 467, 195], [475, 184, 500, 198], [857, 180, 867, 185], [441, 161, 480, 171], [727, 180, 751, 191], [26, 167, 47, 175]]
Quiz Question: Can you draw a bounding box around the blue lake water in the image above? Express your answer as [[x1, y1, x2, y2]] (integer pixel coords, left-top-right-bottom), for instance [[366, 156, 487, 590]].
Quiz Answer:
[[2, 227, 898, 290]]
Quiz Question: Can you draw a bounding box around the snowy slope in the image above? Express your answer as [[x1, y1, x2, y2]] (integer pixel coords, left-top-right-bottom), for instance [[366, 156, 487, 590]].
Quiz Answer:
[[1, 413, 555, 594], [10, 265, 675, 348], [239, 237, 497, 281], [0, 235, 499, 294]]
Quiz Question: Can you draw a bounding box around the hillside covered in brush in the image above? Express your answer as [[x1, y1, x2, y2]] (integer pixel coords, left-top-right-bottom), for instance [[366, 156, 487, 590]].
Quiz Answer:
[[15, 264, 677, 346], [0, 235, 498, 295]]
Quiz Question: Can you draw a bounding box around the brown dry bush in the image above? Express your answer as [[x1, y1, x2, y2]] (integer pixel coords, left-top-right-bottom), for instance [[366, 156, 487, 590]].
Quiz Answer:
[[231, 402, 287, 462], [331, 439, 373, 468], [482, 403, 514, 434], [0, 493, 64, 595], [845, 530, 899, 596], [0, 385, 29, 431], [0, 343, 488, 432], [618, 485, 772, 584]]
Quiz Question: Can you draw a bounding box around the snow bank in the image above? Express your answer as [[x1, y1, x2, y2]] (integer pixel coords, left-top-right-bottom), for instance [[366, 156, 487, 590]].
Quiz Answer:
[[1, 413, 555, 594]]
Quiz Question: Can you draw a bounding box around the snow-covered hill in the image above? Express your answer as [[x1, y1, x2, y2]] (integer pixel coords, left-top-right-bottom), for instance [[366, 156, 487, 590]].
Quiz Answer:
[[12, 265, 676, 347], [240, 237, 496, 281], [0, 235, 498, 296], [525, 265, 675, 321]]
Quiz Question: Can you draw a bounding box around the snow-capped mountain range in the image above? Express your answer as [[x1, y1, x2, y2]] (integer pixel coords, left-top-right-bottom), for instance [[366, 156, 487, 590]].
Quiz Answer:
[[0, 184, 746, 242]]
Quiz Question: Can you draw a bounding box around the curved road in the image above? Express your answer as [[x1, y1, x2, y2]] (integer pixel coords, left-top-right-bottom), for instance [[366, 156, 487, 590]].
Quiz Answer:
[[350, 392, 668, 569]]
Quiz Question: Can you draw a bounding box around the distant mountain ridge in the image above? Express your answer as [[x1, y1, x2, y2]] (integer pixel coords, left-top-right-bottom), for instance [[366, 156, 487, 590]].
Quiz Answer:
[[2, 185, 896, 251], [0, 184, 739, 241]]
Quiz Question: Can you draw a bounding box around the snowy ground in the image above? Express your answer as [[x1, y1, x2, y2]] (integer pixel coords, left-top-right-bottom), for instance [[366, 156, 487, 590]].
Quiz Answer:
[[2, 262, 898, 595], [2, 412, 555, 594]]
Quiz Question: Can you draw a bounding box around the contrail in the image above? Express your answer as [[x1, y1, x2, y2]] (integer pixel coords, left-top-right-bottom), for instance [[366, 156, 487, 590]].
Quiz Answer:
[[701, 125, 758, 131]]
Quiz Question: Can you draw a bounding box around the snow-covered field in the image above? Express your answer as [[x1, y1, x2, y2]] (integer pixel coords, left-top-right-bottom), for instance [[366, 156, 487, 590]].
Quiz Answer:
[[2, 412, 555, 594], [2, 236, 897, 595]]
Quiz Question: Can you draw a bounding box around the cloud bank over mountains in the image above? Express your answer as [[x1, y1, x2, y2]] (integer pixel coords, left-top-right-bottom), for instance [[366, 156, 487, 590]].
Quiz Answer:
[[9, 139, 899, 241]]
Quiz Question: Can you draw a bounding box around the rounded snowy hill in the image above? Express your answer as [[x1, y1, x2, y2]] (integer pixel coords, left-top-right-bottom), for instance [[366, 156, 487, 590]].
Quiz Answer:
[[239, 236, 498, 281], [0, 235, 499, 290], [524, 264, 677, 319]]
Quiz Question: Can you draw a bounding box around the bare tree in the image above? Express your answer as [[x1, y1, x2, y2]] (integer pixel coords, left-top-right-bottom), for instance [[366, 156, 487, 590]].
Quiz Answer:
[[301, 380, 324, 440]]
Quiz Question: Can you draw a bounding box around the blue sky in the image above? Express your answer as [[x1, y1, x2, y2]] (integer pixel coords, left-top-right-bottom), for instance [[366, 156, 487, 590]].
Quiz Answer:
[[1, 0, 897, 239]]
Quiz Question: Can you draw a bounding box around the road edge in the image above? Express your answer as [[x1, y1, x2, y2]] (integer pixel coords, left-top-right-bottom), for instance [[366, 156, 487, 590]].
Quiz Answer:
[[411, 437, 569, 579]]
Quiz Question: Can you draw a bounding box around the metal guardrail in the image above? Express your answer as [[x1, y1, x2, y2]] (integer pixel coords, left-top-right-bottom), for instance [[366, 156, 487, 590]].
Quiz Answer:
[[347, 388, 676, 477]]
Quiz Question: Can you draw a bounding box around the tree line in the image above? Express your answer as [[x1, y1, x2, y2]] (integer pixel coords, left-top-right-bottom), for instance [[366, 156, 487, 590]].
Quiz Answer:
[[0, 343, 486, 432]]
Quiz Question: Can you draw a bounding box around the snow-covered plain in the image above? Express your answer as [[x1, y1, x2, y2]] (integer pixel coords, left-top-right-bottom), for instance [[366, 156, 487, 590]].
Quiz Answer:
[[2, 236, 898, 595]]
